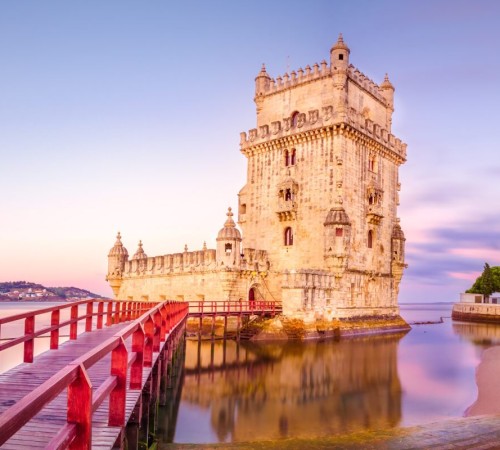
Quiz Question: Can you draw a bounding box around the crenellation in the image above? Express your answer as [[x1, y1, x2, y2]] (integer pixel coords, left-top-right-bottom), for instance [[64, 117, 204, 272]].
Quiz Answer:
[[240, 107, 406, 162]]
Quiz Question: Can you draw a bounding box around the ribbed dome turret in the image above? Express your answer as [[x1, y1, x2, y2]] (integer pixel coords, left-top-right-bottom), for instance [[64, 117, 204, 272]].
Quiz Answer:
[[392, 220, 406, 240], [108, 232, 129, 258], [331, 33, 350, 54], [132, 240, 147, 259], [380, 73, 395, 91], [217, 207, 242, 241], [324, 206, 350, 226], [255, 63, 270, 81]]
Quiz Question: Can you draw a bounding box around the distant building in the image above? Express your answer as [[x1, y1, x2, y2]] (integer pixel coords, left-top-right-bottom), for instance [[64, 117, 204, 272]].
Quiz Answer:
[[107, 35, 408, 324], [453, 292, 500, 323]]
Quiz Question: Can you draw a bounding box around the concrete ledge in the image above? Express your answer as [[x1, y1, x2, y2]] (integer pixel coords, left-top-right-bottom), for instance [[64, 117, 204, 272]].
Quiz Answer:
[[159, 414, 500, 449]]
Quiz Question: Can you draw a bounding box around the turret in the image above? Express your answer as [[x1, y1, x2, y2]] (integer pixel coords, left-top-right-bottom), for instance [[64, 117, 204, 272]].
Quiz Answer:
[[132, 240, 148, 275], [330, 33, 350, 71], [330, 34, 350, 119], [391, 219, 405, 265], [255, 64, 271, 97], [216, 207, 242, 268], [380, 73, 395, 131], [391, 219, 407, 296], [106, 232, 129, 298], [323, 203, 351, 273]]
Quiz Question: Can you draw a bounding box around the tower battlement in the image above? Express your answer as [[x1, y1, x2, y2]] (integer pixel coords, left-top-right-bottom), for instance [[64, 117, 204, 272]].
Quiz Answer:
[[256, 62, 388, 106], [240, 105, 407, 162]]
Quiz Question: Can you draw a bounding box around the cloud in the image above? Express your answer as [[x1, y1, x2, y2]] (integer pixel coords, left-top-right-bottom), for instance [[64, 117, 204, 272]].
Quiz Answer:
[[403, 214, 500, 288]]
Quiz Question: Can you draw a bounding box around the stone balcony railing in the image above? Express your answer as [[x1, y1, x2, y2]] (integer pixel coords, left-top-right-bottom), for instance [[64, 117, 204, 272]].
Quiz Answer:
[[366, 204, 384, 225]]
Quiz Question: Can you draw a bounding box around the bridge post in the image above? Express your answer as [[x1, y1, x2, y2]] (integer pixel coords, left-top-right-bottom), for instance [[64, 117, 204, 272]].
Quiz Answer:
[[131, 325, 145, 389], [97, 301, 104, 329], [139, 376, 152, 448], [24, 315, 34, 363], [125, 400, 141, 450], [70, 305, 78, 340], [50, 309, 60, 350], [109, 338, 128, 427], [144, 316, 154, 367], [159, 343, 168, 407], [85, 301, 93, 332], [68, 364, 92, 449], [153, 311, 162, 352], [159, 304, 168, 341], [106, 301, 113, 326]]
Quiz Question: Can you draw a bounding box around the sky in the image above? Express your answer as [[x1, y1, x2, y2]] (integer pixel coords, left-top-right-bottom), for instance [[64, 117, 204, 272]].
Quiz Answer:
[[0, 0, 499, 302]]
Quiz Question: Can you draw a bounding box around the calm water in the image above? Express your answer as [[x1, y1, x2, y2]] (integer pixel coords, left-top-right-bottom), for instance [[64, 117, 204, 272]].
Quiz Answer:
[[1, 302, 499, 444]]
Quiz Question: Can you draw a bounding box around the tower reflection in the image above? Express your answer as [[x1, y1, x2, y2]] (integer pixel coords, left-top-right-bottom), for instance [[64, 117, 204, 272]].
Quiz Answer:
[[166, 333, 405, 443]]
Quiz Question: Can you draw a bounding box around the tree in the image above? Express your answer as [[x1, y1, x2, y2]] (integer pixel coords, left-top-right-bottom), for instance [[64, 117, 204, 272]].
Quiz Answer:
[[466, 264, 500, 297], [482, 263, 494, 300]]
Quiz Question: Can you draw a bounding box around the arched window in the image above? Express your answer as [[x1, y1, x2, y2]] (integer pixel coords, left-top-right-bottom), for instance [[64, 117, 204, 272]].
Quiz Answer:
[[225, 243, 232, 254], [285, 188, 292, 201], [290, 148, 296, 165], [336, 228, 343, 237], [291, 111, 299, 128], [368, 154, 377, 172], [368, 230, 373, 249], [284, 227, 294, 246], [284, 149, 290, 166]]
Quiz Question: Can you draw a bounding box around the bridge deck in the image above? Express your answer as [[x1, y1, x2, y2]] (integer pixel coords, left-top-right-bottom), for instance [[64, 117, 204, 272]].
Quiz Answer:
[[0, 322, 160, 449]]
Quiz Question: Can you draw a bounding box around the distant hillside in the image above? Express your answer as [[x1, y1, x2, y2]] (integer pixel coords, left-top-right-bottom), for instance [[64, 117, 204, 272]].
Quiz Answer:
[[0, 281, 109, 301]]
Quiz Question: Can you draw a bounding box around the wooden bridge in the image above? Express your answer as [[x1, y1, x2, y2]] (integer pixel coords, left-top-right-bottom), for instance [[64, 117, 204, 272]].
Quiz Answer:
[[0, 298, 280, 449]]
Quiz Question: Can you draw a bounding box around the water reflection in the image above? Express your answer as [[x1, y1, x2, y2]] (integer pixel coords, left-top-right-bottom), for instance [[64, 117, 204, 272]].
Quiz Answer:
[[453, 321, 500, 346], [452, 321, 500, 417], [171, 333, 405, 443]]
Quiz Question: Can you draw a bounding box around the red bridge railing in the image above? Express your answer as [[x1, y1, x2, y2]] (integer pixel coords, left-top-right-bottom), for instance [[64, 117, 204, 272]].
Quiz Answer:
[[188, 299, 280, 316], [0, 299, 156, 363], [0, 300, 188, 448]]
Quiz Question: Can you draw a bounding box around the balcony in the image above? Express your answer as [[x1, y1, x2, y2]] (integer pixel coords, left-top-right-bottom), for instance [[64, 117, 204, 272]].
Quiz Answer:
[[366, 204, 383, 225], [276, 199, 297, 221]]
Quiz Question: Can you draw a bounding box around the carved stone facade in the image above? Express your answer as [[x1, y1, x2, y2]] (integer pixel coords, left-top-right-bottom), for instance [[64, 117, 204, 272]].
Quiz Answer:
[[107, 35, 407, 322]]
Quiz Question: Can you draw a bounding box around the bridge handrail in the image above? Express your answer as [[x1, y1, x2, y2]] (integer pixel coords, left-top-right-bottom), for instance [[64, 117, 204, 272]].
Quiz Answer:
[[0, 299, 156, 363], [188, 299, 281, 315], [0, 300, 188, 448]]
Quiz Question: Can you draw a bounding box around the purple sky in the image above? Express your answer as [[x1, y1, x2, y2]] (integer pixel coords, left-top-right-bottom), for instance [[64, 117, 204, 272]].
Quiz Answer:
[[0, 0, 499, 302]]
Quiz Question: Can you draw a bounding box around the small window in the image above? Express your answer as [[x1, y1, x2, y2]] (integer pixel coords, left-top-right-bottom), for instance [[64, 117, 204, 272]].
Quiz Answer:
[[336, 228, 343, 237], [284, 227, 294, 246], [285, 189, 292, 201], [285, 149, 290, 166], [291, 111, 299, 128], [290, 149, 296, 165], [368, 230, 373, 249], [339, 54, 344, 61], [225, 243, 232, 254], [240, 203, 247, 214]]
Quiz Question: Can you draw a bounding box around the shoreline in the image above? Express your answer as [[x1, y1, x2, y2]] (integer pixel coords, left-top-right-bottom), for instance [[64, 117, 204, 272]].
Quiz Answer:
[[159, 414, 500, 449]]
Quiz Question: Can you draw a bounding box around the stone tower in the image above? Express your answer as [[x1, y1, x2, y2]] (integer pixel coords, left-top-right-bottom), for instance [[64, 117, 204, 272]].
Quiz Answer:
[[107, 35, 407, 327], [238, 34, 407, 319]]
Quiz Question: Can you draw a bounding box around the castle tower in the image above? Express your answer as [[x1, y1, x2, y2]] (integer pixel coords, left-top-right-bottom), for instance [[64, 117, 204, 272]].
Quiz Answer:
[[106, 37, 407, 327], [106, 232, 128, 297], [239, 35, 407, 319]]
